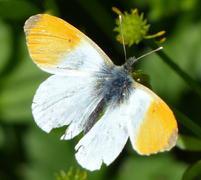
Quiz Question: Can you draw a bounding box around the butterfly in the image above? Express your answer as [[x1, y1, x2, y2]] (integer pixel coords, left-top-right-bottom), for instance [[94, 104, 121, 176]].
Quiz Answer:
[[24, 14, 178, 171]]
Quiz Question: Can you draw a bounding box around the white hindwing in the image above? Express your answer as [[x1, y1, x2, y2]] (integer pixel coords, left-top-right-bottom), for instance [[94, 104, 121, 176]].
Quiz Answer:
[[75, 97, 130, 171], [32, 74, 107, 138]]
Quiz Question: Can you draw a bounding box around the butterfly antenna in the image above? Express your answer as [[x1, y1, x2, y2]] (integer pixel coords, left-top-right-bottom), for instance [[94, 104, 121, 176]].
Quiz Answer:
[[135, 47, 163, 62], [124, 46, 163, 69], [119, 15, 127, 62]]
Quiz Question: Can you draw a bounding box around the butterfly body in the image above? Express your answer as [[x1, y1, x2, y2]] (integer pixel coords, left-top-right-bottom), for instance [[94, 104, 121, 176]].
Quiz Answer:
[[84, 65, 133, 134], [24, 14, 178, 171]]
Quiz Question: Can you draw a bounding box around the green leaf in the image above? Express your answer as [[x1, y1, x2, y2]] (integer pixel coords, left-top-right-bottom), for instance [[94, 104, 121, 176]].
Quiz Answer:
[[177, 135, 201, 151], [182, 160, 201, 180], [131, 70, 152, 89]]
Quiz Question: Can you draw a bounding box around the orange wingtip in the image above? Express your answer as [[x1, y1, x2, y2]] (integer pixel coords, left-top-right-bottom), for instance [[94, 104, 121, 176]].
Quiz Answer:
[[24, 14, 83, 67], [135, 99, 178, 155]]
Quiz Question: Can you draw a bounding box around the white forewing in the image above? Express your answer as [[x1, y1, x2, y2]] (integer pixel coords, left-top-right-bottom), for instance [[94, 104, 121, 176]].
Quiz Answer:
[[75, 98, 129, 171], [32, 74, 106, 138]]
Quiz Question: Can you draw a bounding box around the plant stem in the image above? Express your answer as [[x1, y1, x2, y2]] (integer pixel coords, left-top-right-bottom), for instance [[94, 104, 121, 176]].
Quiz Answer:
[[171, 106, 201, 139], [143, 39, 201, 99]]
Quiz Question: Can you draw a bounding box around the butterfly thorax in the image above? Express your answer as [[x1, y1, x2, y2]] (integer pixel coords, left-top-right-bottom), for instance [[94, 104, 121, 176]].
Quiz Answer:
[[105, 66, 133, 101]]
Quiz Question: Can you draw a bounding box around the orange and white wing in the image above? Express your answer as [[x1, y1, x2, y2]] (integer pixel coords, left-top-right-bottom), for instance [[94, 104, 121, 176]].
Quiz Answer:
[[74, 81, 178, 171], [128, 82, 178, 155], [24, 14, 114, 75]]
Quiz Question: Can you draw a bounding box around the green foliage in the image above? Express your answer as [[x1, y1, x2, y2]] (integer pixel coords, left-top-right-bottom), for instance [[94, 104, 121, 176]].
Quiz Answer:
[[55, 168, 87, 180], [177, 135, 201, 151], [116, 152, 187, 180], [182, 160, 201, 180], [0, 1, 40, 20]]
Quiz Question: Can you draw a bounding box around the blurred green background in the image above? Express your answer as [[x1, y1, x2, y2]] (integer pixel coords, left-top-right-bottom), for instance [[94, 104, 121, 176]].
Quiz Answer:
[[0, 0, 201, 180]]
